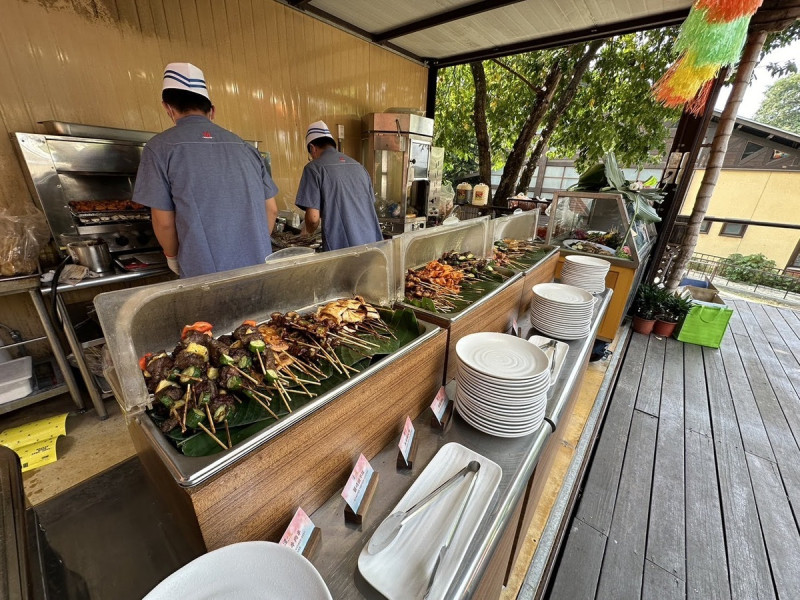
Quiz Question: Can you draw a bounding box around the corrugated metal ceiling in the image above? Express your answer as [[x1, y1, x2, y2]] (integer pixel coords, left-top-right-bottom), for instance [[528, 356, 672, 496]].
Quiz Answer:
[[281, 0, 694, 65]]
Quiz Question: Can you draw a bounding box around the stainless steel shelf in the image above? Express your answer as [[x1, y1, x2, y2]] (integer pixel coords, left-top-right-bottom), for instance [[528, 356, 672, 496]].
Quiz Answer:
[[0, 383, 70, 416]]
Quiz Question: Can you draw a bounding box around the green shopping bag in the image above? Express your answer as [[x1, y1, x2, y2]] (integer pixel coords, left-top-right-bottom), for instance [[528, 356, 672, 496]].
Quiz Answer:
[[676, 301, 733, 349]]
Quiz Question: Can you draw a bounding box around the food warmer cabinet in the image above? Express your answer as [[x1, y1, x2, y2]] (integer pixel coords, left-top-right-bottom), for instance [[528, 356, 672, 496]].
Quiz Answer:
[[394, 217, 531, 381], [544, 191, 656, 342], [362, 112, 432, 235], [94, 241, 447, 550], [490, 210, 560, 315]]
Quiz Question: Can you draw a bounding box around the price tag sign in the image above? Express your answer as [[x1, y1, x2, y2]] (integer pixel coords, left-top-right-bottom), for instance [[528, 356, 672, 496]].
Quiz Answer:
[[398, 416, 415, 465], [430, 386, 448, 423], [511, 317, 519, 337], [342, 453, 374, 513], [279, 508, 315, 554]]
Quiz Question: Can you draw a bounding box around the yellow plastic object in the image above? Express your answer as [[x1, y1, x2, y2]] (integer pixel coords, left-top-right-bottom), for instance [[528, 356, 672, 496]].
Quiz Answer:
[[0, 413, 68, 472]]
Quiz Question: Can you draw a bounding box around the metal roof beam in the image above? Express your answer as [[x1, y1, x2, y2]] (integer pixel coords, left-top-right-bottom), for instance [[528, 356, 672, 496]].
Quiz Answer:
[[374, 0, 525, 43], [429, 8, 689, 67]]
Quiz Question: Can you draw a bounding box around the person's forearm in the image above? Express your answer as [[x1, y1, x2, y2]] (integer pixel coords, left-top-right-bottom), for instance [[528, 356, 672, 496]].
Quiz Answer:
[[303, 208, 320, 235], [151, 208, 179, 257], [265, 197, 278, 234]]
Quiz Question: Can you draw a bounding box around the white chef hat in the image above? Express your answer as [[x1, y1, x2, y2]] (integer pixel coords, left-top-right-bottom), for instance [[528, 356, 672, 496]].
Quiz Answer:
[[162, 62, 210, 99], [305, 120, 333, 146]]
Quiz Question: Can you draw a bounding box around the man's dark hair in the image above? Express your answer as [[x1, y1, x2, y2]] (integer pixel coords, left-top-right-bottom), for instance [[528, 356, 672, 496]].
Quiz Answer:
[[307, 136, 336, 153], [162, 88, 213, 114]]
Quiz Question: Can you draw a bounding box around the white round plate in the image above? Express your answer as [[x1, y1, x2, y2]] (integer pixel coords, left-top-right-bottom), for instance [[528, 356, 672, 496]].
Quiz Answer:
[[564, 255, 611, 269], [562, 239, 616, 256], [455, 333, 549, 381], [457, 371, 549, 399], [455, 401, 545, 438], [455, 394, 544, 429], [143, 541, 332, 600], [456, 379, 547, 410], [532, 283, 594, 305], [457, 360, 550, 389]]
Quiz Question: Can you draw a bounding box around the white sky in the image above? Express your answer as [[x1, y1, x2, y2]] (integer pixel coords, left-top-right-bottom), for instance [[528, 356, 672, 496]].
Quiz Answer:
[[714, 41, 800, 118]]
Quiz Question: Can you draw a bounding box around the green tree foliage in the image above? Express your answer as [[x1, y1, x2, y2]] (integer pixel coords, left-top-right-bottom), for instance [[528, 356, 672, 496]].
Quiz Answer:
[[754, 72, 800, 134], [433, 28, 680, 185]]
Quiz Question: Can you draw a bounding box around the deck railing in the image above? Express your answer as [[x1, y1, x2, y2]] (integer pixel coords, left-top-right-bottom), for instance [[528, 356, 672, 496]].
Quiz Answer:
[[686, 252, 800, 301]]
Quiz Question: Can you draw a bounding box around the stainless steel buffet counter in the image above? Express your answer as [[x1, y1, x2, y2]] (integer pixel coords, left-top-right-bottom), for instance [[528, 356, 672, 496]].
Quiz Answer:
[[310, 290, 612, 598]]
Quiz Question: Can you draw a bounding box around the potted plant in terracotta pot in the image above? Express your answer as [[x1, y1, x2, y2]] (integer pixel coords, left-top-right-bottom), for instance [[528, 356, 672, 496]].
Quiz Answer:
[[653, 293, 693, 337], [632, 283, 662, 335]]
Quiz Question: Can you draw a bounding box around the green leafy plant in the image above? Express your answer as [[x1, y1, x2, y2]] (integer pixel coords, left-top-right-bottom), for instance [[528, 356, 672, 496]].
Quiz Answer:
[[658, 293, 694, 323], [633, 283, 664, 320]]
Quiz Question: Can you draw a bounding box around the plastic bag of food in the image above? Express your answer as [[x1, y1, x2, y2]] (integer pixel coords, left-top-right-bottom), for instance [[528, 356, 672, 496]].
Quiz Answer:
[[0, 208, 50, 277], [435, 183, 455, 217]]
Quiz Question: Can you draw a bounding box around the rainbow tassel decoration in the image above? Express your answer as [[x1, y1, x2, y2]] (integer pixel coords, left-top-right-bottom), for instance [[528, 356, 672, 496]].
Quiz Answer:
[[653, 0, 763, 111]]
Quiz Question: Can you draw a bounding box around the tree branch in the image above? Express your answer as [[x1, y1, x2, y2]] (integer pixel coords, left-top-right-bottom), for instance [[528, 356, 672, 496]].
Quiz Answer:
[[470, 62, 493, 193], [490, 58, 540, 94]]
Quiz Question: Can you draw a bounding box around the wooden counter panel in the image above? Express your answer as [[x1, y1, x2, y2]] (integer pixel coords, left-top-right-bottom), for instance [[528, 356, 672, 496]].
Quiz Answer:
[[187, 330, 447, 550], [518, 253, 559, 316], [444, 278, 525, 381], [473, 492, 525, 599], [554, 256, 635, 342]]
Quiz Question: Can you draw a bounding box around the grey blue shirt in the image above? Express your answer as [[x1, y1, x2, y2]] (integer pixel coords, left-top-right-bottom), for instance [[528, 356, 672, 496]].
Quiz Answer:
[[133, 115, 278, 278], [295, 147, 382, 251]]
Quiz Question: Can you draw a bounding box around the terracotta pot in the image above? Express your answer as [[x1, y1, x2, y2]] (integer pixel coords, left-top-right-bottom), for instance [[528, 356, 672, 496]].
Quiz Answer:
[[632, 315, 656, 335], [653, 319, 677, 337]]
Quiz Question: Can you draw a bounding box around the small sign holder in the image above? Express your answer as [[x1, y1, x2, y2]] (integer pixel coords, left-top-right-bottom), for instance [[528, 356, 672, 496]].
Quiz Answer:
[[430, 385, 454, 430], [279, 507, 321, 559], [396, 416, 418, 470], [342, 453, 379, 525]]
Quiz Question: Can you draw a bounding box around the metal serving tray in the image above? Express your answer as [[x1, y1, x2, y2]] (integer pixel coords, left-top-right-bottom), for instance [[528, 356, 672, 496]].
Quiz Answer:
[[394, 217, 527, 325], [94, 240, 442, 486]]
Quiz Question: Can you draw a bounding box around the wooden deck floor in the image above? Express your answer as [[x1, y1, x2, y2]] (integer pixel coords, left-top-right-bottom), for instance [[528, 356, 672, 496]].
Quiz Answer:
[[547, 299, 800, 600]]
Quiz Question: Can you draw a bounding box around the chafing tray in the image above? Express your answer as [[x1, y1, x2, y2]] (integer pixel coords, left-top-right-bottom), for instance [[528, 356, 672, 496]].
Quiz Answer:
[[394, 216, 524, 326], [95, 240, 441, 487]]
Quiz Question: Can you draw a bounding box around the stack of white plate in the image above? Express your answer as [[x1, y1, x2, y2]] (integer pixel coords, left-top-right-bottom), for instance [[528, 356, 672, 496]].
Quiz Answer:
[[560, 255, 610, 293], [529, 282, 594, 340], [454, 332, 549, 438]]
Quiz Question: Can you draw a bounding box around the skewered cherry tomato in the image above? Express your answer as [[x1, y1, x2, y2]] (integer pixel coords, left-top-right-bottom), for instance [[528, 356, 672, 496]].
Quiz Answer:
[[181, 321, 214, 339], [138, 353, 153, 371]]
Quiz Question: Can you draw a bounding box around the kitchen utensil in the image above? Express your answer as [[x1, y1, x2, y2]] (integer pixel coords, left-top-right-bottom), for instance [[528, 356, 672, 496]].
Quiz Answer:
[[423, 461, 481, 599], [367, 461, 479, 555], [65, 239, 114, 273]]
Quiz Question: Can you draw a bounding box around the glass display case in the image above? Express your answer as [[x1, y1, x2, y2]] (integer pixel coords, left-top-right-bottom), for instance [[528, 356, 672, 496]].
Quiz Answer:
[[544, 191, 656, 268]]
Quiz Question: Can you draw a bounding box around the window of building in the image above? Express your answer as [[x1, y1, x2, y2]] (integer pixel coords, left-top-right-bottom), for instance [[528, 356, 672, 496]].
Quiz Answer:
[[719, 222, 747, 237], [741, 141, 763, 160], [699, 220, 711, 234]]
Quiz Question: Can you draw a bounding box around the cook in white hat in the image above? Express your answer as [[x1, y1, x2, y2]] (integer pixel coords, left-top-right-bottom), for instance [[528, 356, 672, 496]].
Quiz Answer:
[[295, 119, 383, 251], [131, 62, 279, 278]]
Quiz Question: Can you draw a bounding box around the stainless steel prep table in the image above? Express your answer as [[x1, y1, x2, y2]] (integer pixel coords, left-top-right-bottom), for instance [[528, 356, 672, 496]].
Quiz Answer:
[[310, 290, 611, 598], [40, 266, 171, 418]]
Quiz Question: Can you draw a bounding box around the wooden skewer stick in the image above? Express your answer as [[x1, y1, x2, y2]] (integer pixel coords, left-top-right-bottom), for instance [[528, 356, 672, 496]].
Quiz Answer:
[[231, 365, 260, 385], [310, 340, 343, 374], [255, 349, 267, 375], [284, 352, 323, 378], [280, 351, 321, 380], [205, 404, 216, 433], [281, 367, 313, 397], [182, 385, 191, 431], [198, 423, 228, 451], [224, 420, 232, 449], [328, 333, 373, 350], [275, 381, 293, 412], [248, 391, 279, 419]]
